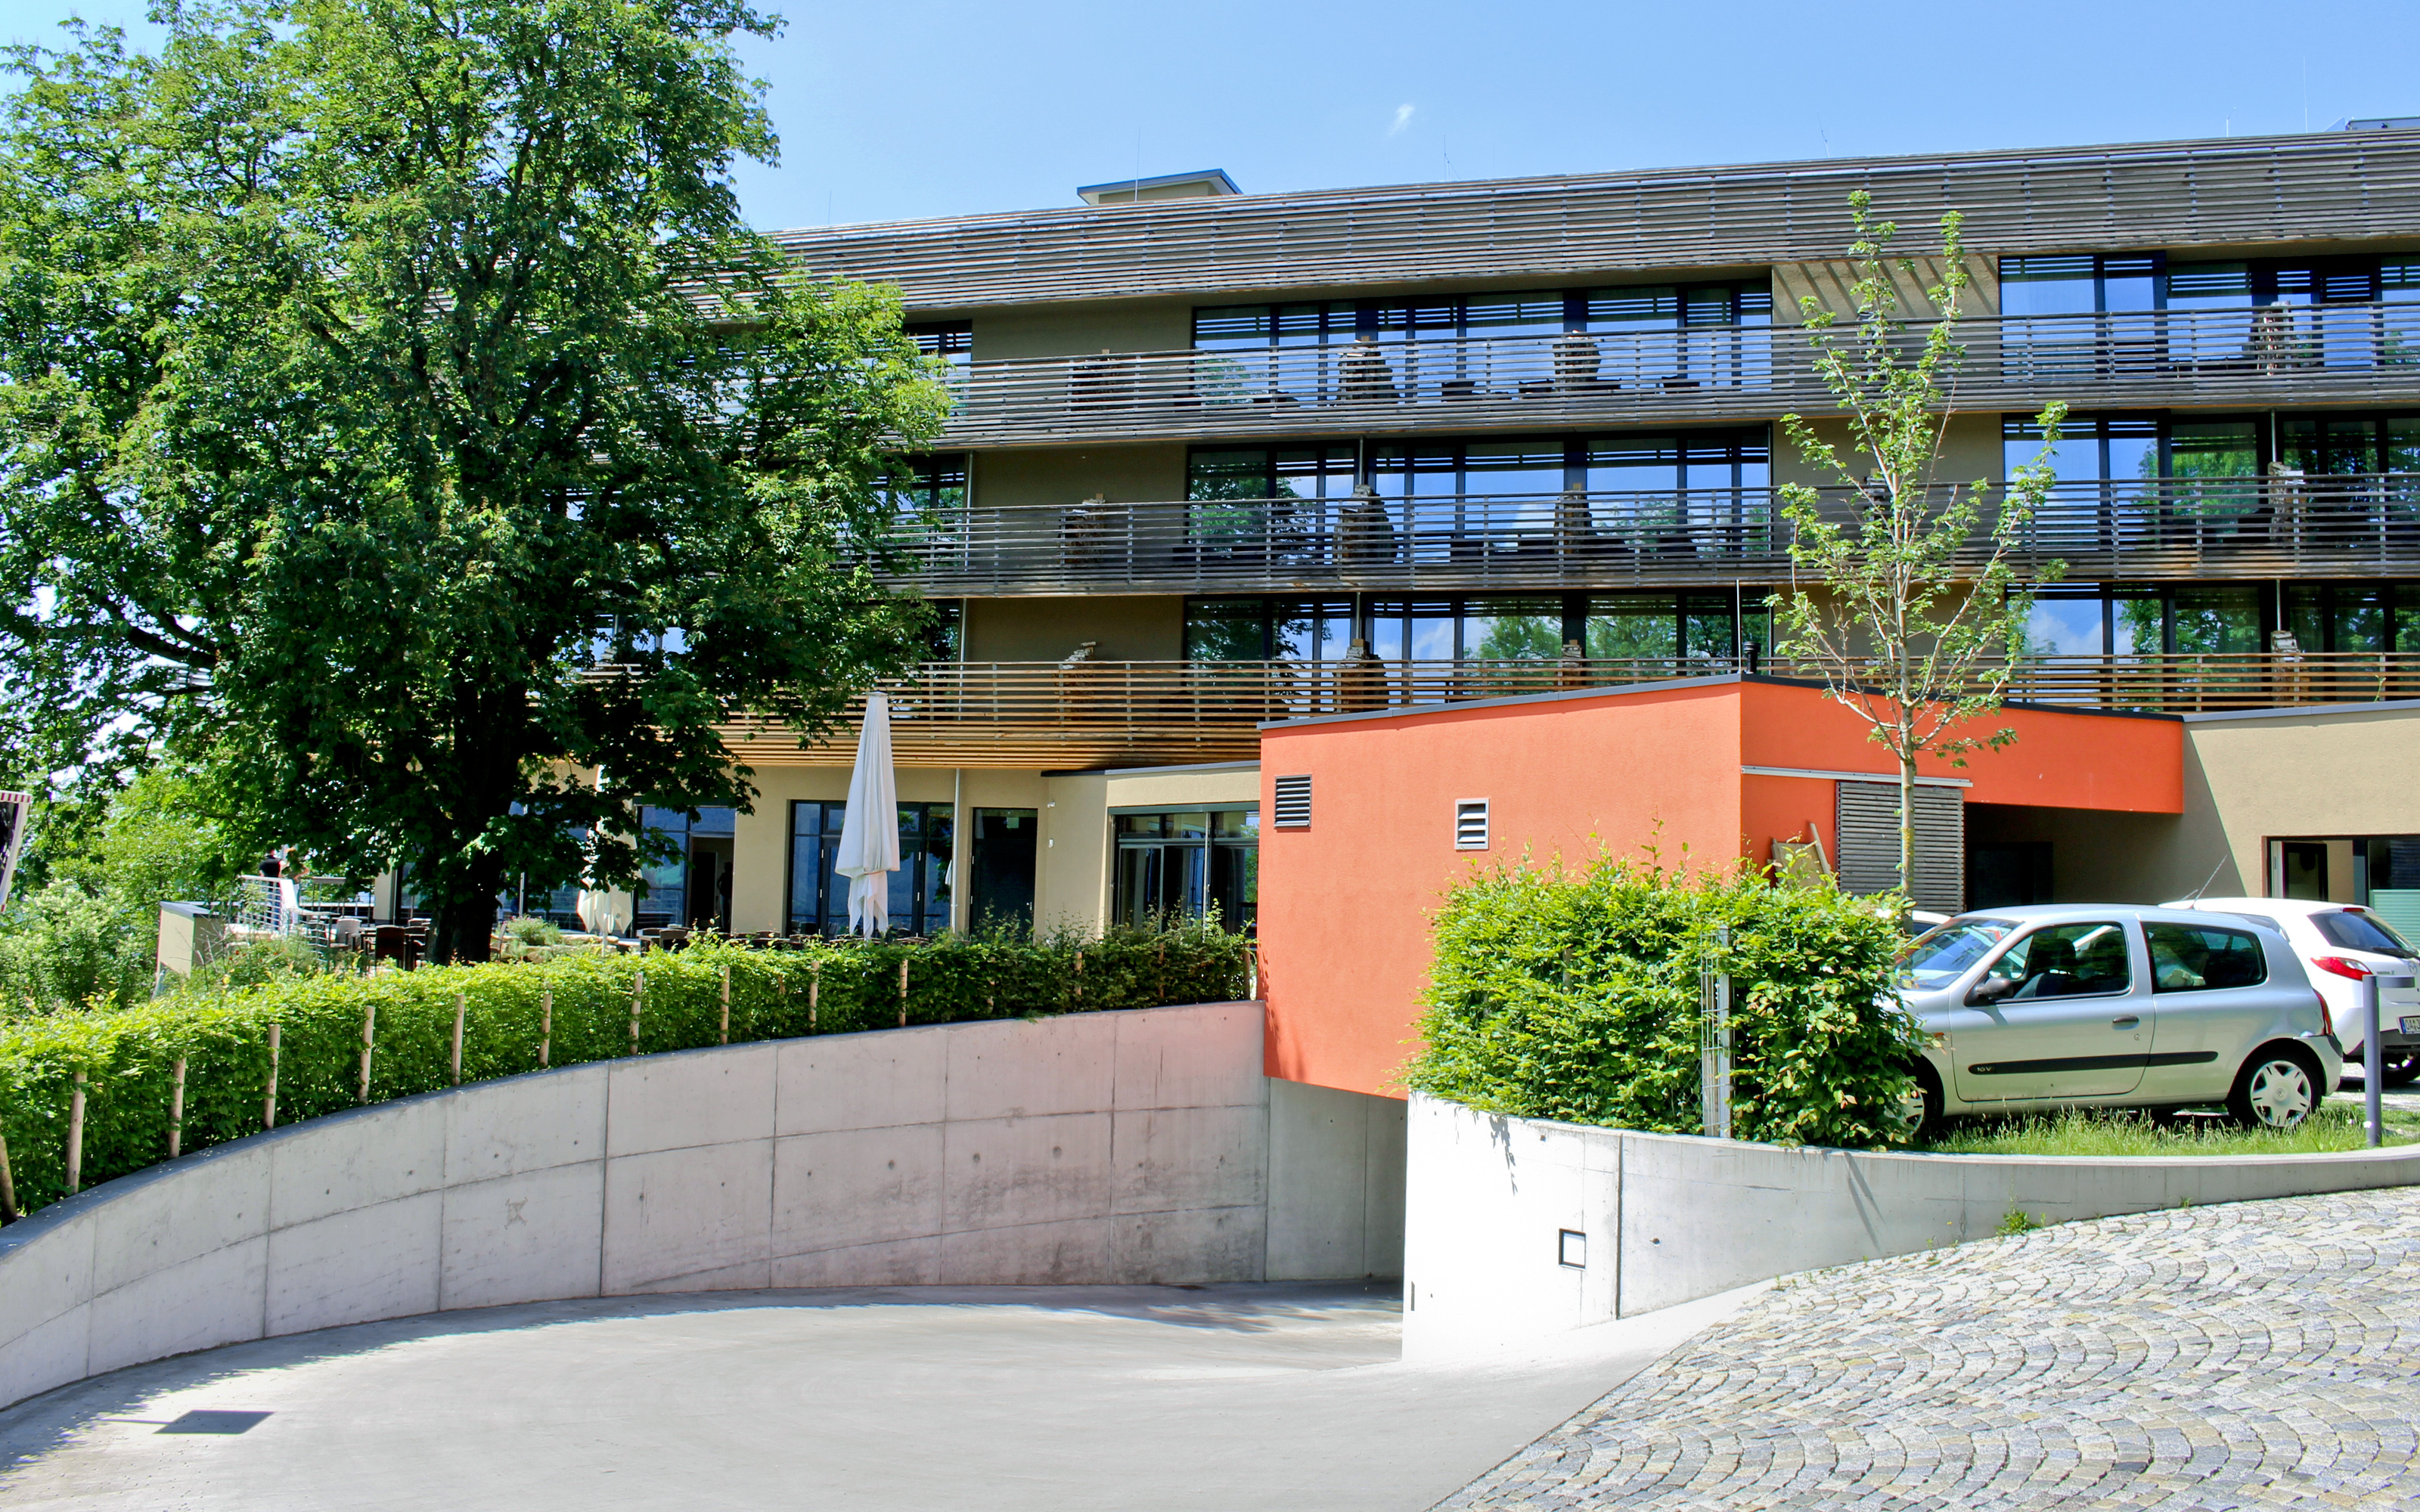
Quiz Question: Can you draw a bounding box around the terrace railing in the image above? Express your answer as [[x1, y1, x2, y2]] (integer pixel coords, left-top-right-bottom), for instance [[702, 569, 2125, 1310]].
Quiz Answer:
[[929, 306, 2420, 448], [715, 651, 2420, 770], [884, 475, 2420, 595]]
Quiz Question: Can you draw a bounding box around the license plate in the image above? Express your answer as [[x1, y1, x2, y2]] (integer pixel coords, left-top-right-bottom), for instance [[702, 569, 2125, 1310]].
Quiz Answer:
[[2403, 1016, 2420, 1036]]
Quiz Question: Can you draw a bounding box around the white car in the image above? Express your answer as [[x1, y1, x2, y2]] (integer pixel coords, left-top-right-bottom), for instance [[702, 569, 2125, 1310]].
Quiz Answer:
[[2163, 897, 2420, 1086]]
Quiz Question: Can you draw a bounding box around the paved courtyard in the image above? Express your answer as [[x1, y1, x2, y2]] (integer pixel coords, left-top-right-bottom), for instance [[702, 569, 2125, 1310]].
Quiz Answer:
[[1444, 1187, 2420, 1510]]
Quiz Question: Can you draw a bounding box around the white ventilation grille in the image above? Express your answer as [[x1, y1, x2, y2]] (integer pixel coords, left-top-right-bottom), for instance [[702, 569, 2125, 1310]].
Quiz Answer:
[[1455, 799, 1491, 850], [1273, 774, 1312, 828], [1835, 781, 1965, 911]]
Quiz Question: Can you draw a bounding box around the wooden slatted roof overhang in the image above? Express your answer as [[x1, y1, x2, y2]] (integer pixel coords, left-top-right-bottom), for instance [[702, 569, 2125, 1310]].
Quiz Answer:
[[769, 132, 2420, 314]]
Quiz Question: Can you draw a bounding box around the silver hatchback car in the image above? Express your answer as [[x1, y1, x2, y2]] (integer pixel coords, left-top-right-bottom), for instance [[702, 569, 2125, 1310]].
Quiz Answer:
[[1897, 905, 2343, 1129]]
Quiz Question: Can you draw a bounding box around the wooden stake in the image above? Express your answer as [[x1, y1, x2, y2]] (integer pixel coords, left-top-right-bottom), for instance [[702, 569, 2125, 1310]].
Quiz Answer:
[[264, 1024, 281, 1130], [1075, 950, 1084, 1008], [539, 984, 553, 1068], [359, 999, 377, 1103], [720, 964, 731, 1046], [66, 1072, 86, 1195], [451, 991, 467, 1086], [898, 958, 909, 1028], [630, 969, 643, 1052], [0, 1130, 16, 1222], [808, 961, 820, 1033], [169, 1057, 188, 1158]]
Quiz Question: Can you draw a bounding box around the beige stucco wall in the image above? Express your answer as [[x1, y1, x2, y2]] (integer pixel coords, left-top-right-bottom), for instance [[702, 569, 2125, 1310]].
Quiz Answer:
[[1773, 412, 2001, 491], [975, 444, 1186, 511], [965, 595, 1184, 662], [1033, 763, 1265, 937], [973, 299, 1192, 360], [2180, 702, 2420, 899]]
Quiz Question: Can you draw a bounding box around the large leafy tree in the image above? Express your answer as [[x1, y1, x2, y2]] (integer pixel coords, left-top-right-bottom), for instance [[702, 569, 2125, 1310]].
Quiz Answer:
[[0, 0, 946, 960]]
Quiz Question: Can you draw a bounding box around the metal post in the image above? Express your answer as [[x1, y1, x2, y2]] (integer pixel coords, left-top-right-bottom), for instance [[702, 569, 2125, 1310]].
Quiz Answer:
[[169, 1057, 188, 1157], [538, 984, 553, 1068], [898, 958, 910, 1028], [264, 1024, 281, 1130], [451, 991, 467, 1086], [1699, 925, 1733, 1140], [66, 1071, 86, 1195], [2369, 973, 2417, 1148], [359, 1000, 377, 1102], [720, 964, 731, 1046]]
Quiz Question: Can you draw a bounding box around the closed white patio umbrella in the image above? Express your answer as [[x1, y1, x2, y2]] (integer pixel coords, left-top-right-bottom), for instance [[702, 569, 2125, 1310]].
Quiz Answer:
[[833, 691, 899, 937]]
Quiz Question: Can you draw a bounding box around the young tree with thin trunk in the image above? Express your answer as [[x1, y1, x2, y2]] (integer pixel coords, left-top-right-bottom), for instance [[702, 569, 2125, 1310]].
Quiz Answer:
[[1773, 193, 2067, 900], [0, 0, 947, 962]]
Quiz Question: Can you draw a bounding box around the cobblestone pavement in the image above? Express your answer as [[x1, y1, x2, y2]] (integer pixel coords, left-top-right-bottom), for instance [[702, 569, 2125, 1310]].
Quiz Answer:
[[1443, 1188, 2420, 1510]]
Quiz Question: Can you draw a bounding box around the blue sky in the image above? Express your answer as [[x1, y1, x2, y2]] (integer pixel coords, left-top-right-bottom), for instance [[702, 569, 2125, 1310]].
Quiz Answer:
[[2, 0, 2415, 231]]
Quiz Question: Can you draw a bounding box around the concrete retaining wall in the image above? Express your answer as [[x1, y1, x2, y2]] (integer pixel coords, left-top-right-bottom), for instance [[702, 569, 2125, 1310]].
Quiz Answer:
[[0, 1003, 1407, 1411], [1402, 1093, 2420, 1357]]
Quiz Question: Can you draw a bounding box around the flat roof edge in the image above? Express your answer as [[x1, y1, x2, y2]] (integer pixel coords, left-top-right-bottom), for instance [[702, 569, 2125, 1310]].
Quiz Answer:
[[1258, 674, 1745, 731], [2182, 698, 2420, 724]]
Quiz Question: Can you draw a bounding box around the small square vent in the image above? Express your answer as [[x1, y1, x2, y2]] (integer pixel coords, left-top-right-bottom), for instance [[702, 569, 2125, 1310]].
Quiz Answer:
[[1274, 774, 1312, 828], [1454, 798, 1491, 850]]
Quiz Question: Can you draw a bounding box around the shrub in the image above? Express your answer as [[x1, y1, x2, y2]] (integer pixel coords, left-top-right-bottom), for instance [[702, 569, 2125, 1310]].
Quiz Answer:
[[0, 918, 1249, 1216], [503, 916, 563, 947], [1402, 853, 1921, 1148], [0, 881, 154, 1020]]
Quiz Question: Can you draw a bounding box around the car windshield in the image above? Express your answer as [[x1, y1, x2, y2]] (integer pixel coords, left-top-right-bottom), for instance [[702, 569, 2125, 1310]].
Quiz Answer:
[[1900, 919, 2017, 989], [2314, 909, 2419, 959]]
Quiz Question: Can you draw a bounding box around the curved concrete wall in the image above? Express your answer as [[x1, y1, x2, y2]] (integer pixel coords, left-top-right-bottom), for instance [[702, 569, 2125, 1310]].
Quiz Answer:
[[1402, 1093, 2420, 1357], [0, 1003, 1406, 1411]]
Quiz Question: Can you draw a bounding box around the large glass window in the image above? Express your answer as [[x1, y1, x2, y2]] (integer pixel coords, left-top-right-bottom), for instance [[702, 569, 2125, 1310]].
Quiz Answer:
[[1184, 598, 1357, 662], [2284, 582, 2420, 653], [786, 801, 953, 937], [1113, 808, 1258, 932], [1184, 592, 1771, 667], [1185, 445, 1360, 569], [2003, 253, 2420, 374], [637, 806, 736, 932]]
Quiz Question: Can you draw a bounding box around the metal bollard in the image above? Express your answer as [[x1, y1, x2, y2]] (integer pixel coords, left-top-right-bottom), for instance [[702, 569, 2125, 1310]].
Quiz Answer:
[[2368, 973, 2418, 1148]]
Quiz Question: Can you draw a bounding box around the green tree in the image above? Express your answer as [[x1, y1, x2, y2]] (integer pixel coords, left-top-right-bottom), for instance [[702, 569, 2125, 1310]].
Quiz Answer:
[[1773, 194, 2067, 894], [0, 0, 948, 962]]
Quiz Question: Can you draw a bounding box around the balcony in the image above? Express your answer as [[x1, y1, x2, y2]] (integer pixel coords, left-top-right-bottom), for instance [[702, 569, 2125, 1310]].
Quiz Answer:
[[929, 306, 2420, 449], [718, 652, 2420, 770], [888, 476, 2420, 596]]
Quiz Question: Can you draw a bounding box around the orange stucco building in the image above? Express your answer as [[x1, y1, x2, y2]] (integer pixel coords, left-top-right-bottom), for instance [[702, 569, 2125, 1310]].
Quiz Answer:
[[1255, 674, 2185, 1098]]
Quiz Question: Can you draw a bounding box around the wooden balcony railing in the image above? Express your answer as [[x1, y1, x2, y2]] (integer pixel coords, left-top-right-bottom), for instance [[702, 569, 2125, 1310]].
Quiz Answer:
[[885, 476, 2420, 595], [930, 306, 2420, 448], [716, 652, 2420, 769]]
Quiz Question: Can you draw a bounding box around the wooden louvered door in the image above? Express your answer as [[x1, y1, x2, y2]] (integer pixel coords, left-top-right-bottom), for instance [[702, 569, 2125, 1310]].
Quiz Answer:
[[1834, 781, 1965, 912]]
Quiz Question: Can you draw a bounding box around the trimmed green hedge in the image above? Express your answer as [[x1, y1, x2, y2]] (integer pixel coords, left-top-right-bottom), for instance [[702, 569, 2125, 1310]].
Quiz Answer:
[[1403, 855, 1922, 1148], [0, 925, 1249, 1217]]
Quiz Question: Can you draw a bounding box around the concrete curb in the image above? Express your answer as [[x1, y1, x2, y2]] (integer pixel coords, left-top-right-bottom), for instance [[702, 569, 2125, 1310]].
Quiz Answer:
[[1401, 1093, 2420, 1357]]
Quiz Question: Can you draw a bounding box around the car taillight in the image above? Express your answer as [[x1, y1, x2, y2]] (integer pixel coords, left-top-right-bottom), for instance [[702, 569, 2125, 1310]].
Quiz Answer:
[[2312, 956, 2377, 983], [2316, 991, 2334, 1040]]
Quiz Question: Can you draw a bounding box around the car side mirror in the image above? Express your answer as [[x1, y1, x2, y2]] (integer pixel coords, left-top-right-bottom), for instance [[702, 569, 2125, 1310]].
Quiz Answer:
[[1967, 974, 2018, 1007]]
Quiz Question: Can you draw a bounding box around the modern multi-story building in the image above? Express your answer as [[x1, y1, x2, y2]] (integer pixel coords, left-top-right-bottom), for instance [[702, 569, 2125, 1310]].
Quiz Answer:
[[634, 123, 2420, 940]]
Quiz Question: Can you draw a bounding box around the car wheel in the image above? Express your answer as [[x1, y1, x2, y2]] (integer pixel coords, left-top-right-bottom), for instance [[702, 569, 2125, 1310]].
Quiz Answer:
[[1897, 1061, 1944, 1140], [2380, 1051, 2420, 1089], [2227, 1048, 2322, 1130]]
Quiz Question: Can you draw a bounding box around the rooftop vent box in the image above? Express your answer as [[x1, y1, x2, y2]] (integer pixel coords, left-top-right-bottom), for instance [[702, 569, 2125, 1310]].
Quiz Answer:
[[2334, 116, 2420, 132], [1077, 169, 1240, 206]]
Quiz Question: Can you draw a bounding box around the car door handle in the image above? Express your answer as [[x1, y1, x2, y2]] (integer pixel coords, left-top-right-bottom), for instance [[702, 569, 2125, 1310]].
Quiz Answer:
[[2111, 1015, 2141, 1029]]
